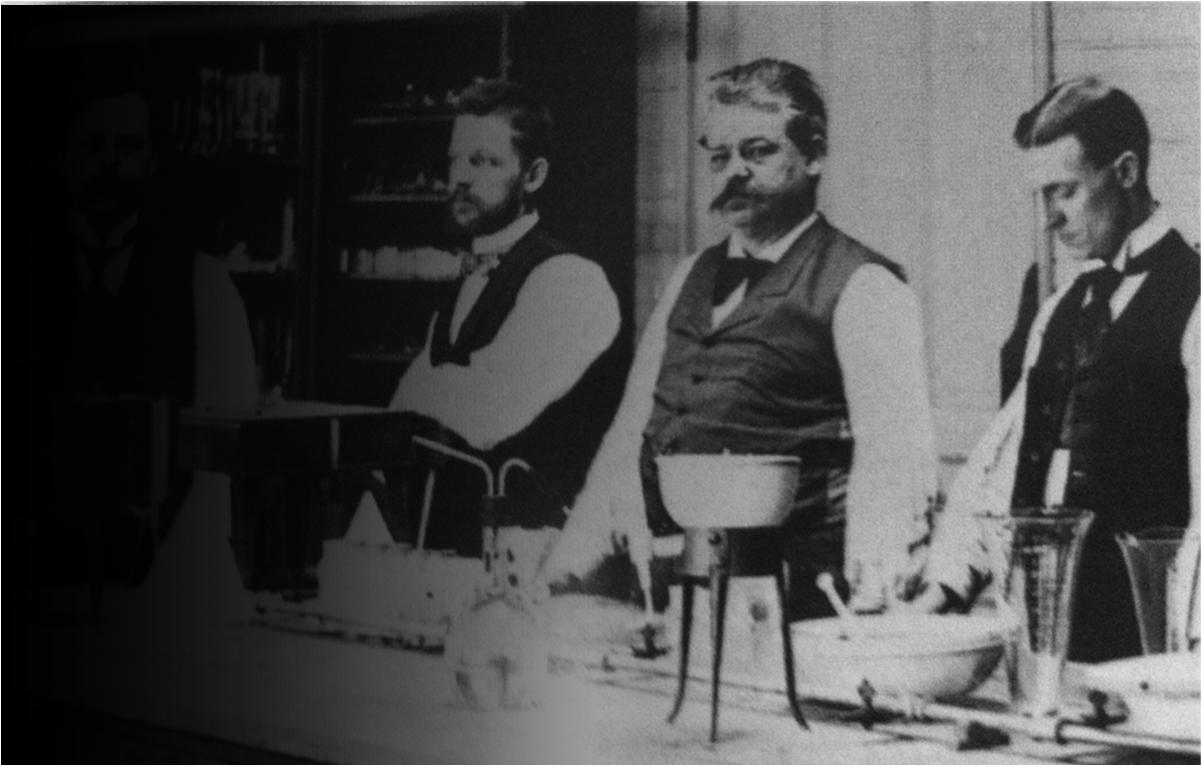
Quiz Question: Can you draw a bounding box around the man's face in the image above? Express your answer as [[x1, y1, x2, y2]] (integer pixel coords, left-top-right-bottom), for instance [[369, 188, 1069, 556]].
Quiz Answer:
[[1027, 134, 1129, 263], [447, 114, 527, 238], [700, 100, 820, 241], [66, 92, 155, 238]]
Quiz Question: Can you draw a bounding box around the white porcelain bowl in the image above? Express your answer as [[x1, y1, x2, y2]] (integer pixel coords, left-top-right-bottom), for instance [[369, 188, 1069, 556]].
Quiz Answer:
[[791, 614, 1013, 700], [655, 453, 800, 528], [1081, 653, 1201, 740]]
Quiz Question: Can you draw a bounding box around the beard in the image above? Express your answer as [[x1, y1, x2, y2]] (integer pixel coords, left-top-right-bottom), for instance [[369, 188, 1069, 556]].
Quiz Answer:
[[446, 184, 526, 241], [73, 171, 149, 246]]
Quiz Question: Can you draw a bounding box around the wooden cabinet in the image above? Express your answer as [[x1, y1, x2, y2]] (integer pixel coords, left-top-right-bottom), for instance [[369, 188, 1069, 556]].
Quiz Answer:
[[12, 5, 637, 411], [314, 14, 510, 405], [11, 2, 636, 594], [11, 22, 313, 402]]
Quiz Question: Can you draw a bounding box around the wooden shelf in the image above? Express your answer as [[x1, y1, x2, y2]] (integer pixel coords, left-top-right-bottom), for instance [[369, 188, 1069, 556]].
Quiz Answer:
[[346, 350, 419, 364], [350, 113, 455, 127], [347, 192, 446, 203], [229, 269, 299, 280], [341, 274, 459, 284]]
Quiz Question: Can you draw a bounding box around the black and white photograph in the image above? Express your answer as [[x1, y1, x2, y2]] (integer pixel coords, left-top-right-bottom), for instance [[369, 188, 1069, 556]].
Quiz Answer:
[[7, 2, 1201, 762]]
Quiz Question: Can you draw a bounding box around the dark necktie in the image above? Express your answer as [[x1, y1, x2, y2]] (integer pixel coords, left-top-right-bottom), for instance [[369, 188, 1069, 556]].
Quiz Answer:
[[712, 252, 773, 306], [1072, 266, 1124, 367]]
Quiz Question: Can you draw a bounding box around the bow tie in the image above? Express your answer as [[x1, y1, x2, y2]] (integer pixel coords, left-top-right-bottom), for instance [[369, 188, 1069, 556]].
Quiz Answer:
[[460, 251, 502, 279], [1082, 252, 1155, 301], [1084, 265, 1123, 304], [713, 253, 773, 305]]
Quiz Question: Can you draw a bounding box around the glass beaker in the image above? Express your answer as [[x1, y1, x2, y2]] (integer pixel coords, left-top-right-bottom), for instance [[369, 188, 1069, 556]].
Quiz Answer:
[[977, 507, 1094, 716], [1115, 526, 1197, 654]]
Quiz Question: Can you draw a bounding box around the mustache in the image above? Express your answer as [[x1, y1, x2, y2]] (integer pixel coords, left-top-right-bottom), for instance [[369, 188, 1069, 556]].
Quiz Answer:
[[709, 179, 762, 212], [448, 188, 480, 207], [82, 172, 138, 201]]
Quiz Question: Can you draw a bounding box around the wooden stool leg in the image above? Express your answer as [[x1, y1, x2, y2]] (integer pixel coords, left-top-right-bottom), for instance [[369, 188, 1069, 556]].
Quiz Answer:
[[667, 581, 695, 724], [709, 565, 729, 744], [777, 560, 809, 730]]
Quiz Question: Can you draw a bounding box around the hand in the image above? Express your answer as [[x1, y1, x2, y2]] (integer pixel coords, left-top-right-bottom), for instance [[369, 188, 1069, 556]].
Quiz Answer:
[[844, 559, 889, 613], [892, 582, 951, 614]]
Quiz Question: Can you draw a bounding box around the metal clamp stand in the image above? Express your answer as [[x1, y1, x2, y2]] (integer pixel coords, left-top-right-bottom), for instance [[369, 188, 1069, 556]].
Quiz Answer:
[[667, 527, 809, 743]]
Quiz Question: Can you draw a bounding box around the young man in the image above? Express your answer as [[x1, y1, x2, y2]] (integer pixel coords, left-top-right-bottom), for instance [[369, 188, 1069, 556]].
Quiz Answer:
[[921, 77, 1200, 661], [391, 79, 623, 556], [543, 59, 937, 617]]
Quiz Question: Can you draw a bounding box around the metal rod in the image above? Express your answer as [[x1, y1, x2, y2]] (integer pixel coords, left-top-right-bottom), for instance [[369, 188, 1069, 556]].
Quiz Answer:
[[709, 564, 729, 743], [416, 469, 435, 551], [794, 684, 1201, 757], [607, 652, 1200, 756], [778, 562, 809, 730], [412, 435, 495, 497], [1057, 721, 1200, 755], [667, 582, 695, 724], [497, 457, 533, 497]]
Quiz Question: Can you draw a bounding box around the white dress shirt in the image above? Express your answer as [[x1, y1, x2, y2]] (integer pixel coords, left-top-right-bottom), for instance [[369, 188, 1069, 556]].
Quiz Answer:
[[545, 213, 938, 606], [393, 211, 621, 451]]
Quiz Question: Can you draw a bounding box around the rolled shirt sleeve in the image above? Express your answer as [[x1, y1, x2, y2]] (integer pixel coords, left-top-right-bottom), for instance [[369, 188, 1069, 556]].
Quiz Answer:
[[393, 253, 620, 452], [832, 264, 939, 605], [541, 253, 699, 580]]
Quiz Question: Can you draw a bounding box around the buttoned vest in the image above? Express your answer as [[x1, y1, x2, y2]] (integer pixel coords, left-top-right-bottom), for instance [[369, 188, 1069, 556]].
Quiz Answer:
[[33, 223, 198, 584], [1013, 230, 1197, 528], [425, 225, 625, 551], [1012, 230, 1198, 661], [641, 215, 905, 537]]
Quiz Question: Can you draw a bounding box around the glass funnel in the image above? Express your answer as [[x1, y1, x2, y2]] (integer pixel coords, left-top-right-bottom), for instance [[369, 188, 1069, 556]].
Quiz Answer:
[[977, 507, 1094, 716], [1115, 526, 1197, 654]]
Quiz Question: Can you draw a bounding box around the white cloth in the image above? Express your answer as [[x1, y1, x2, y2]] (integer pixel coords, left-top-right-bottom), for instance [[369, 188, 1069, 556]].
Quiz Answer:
[[392, 211, 621, 452], [544, 214, 938, 607], [927, 213, 1201, 607]]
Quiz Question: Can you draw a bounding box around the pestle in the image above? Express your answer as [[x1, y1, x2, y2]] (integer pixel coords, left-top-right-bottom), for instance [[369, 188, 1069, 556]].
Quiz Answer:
[[816, 572, 863, 640]]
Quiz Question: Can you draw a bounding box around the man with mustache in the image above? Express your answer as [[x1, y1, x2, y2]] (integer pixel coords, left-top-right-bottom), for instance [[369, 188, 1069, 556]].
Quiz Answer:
[[391, 79, 623, 558], [920, 78, 1199, 661], [24, 63, 258, 615], [542, 59, 937, 620]]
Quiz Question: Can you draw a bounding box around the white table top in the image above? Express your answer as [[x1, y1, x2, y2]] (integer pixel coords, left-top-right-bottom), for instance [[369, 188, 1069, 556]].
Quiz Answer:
[[23, 589, 1172, 764]]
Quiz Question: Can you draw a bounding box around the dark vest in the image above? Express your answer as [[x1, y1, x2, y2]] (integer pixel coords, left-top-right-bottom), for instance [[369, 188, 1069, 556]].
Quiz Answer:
[[1012, 229, 1199, 661], [31, 222, 199, 584], [58, 242, 198, 404], [422, 223, 624, 553], [640, 214, 906, 539]]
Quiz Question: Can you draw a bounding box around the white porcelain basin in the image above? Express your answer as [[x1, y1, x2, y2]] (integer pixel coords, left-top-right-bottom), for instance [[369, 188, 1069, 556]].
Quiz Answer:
[[655, 453, 800, 528], [791, 614, 1013, 700]]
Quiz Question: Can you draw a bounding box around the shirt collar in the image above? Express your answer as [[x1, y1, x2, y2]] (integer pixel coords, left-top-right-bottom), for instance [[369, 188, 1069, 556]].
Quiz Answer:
[[1112, 204, 1170, 272], [727, 211, 819, 263], [74, 243, 135, 295], [471, 210, 539, 256]]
